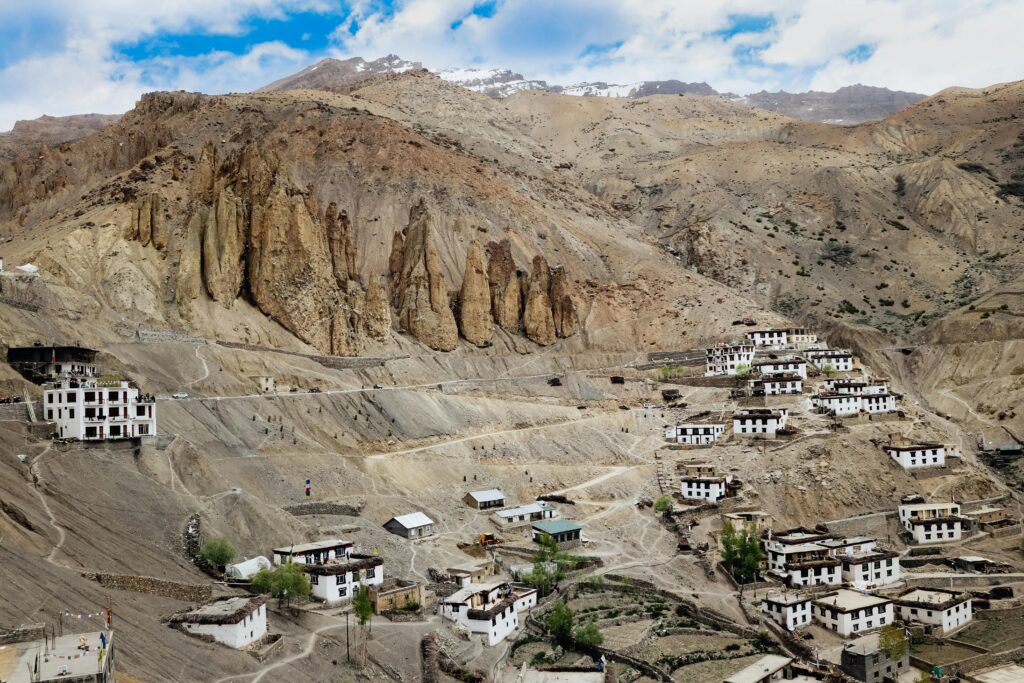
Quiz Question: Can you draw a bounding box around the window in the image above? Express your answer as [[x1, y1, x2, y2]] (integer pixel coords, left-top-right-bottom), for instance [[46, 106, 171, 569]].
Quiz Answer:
[[47, 394, 54, 404], [310, 575, 318, 585], [66, 392, 75, 403], [47, 409, 53, 420], [69, 409, 75, 419]]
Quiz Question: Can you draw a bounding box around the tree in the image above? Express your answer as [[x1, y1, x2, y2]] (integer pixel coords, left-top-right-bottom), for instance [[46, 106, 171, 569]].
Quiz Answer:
[[822, 362, 835, 376], [524, 535, 571, 597], [250, 562, 311, 606], [916, 673, 933, 683], [734, 363, 750, 380], [199, 537, 235, 569], [353, 585, 373, 628], [720, 522, 764, 584], [546, 600, 574, 646], [573, 621, 603, 647], [653, 495, 671, 513], [879, 624, 908, 661]]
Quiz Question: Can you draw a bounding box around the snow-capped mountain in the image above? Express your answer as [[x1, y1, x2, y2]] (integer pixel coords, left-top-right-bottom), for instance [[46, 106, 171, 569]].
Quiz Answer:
[[262, 57, 926, 123]]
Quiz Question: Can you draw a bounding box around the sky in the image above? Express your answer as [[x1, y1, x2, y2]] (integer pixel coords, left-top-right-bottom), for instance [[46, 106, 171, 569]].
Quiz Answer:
[[1, 0, 1023, 130]]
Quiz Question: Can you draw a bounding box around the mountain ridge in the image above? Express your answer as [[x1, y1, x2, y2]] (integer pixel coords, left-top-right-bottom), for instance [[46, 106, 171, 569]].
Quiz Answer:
[[260, 55, 928, 124]]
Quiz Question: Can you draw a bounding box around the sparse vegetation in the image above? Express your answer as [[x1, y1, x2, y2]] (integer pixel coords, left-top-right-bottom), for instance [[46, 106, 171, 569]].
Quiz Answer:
[[251, 562, 312, 606], [653, 495, 671, 513], [199, 537, 235, 568], [719, 521, 763, 584]]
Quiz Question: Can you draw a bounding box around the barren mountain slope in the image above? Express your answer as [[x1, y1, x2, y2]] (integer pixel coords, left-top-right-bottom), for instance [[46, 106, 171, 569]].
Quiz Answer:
[[501, 81, 1024, 339], [0, 113, 120, 159], [0, 80, 779, 358]]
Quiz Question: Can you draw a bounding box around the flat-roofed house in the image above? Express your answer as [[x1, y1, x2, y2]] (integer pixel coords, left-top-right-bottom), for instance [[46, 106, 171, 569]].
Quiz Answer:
[[841, 632, 910, 683], [384, 512, 435, 539], [751, 357, 808, 380], [724, 654, 796, 683], [894, 588, 973, 634], [705, 343, 756, 376], [491, 502, 556, 528], [809, 393, 861, 417], [681, 472, 732, 503], [861, 393, 897, 414], [305, 554, 384, 605], [812, 590, 893, 637], [166, 596, 268, 649], [748, 374, 803, 396], [746, 329, 788, 348], [808, 350, 855, 373], [463, 489, 506, 510], [0, 629, 115, 683], [762, 591, 813, 631], [532, 519, 583, 549], [898, 502, 967, 544], [272, 539, 353, 566], [884, 441, 946, 469], [733, 408, 789, 437], [664, 421, 726, 445], [440, 582, 518, 646]]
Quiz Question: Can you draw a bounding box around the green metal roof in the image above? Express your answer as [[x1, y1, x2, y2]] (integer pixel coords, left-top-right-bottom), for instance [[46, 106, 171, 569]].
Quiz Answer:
[[532, 519, 582, 534]]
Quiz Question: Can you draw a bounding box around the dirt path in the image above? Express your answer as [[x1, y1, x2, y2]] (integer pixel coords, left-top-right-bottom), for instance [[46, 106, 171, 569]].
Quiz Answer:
[[365, 413, 611, 461], [184, 346, 211, 389], [27, 443, 74, 568], [214, 620, 341, 683], [547, 465, 631, 496]]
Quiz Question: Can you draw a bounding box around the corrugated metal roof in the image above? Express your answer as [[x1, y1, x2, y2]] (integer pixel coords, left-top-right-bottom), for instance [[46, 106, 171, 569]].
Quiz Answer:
[[390, 511, 434, 528]]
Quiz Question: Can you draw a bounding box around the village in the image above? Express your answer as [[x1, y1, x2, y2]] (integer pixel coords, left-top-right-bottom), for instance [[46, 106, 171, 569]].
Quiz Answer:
[[1, 324, 1023, 683]]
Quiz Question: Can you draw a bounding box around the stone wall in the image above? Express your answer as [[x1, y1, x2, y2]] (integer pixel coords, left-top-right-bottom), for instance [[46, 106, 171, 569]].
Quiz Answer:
[[0, 623, 45, 645], [81, 572, 212, 602], [283, 501, 363, 517]]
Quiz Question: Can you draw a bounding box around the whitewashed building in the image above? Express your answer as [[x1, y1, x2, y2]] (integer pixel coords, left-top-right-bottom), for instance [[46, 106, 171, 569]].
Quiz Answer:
[[829, 380, 889, 395], [272, 539, 353, 566], [840, 550, 901, 590], [862, 393, 898, 414], [746, 329, 789, 348], [764, 529, 843, 587], [884, 442, 946, 469], [812, 590, 894, 637], [898, 502, 967, 544], [725, 655, 796, 683], [306, 554, 384, 605], [751, 357, 808, 380], [680, 474, 732, 503], [167, 596, 268, 649], [733, 408, 788, 437], [808, 350, 855, 373], [748, 374, 803, 396], [491, 502, 556, 528], [762, 591, 813, 631], [705, 343, 756, 376], [43, 380, 156, 440], [664, 422, 726, 445], [809, 393, 861, 417], [895, 589, 973, 634], [440, 582, 519, 646]]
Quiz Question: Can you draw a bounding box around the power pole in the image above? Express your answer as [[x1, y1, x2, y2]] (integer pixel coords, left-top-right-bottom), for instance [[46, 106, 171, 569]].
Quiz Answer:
[[346, 611, 350, 663]]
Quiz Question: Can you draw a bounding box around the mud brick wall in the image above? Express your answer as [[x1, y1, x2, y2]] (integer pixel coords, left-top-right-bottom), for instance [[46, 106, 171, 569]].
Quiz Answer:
[[0, 624, 45, 645], [82, 572, 212, 602]]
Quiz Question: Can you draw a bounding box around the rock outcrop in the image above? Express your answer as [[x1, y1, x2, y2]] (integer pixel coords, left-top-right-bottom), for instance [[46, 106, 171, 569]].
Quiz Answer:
[[549, 267, 578, 338], [523, 255, 556, 346], [487, 239, 522, 334], [326, 202, 358, 286], [247, 183, 339, 352], [126, 193, 164, 249], [392, 200, 459, 351], [202, 190, 246, 302], [363, 275, 392, 340], [458, 241, 493, 346], [175, 207, 206, 306]]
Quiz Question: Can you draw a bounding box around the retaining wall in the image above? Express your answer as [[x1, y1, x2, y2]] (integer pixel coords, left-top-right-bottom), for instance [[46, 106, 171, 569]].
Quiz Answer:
[[82, 572, 212, 602], [0, 624, 45, 645]]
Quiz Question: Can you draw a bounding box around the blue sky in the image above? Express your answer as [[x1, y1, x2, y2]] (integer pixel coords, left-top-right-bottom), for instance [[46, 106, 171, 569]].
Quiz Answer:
[[1, 0, 1023, 130]]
